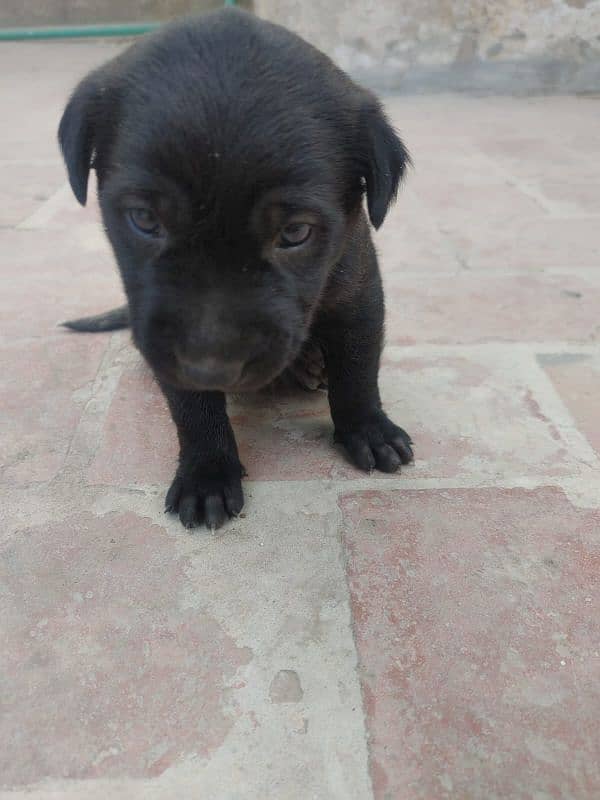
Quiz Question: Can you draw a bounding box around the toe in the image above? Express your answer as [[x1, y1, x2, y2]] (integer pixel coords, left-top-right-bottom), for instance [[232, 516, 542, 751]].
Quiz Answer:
[[224, 483, 244, 516], [179, 494, 198, 529], [344, 434, 376, 472], [204, 494, 227, 530], [373, 443, 401, 472], [165, 475, 183, 513], [391, 433, 414, 464]]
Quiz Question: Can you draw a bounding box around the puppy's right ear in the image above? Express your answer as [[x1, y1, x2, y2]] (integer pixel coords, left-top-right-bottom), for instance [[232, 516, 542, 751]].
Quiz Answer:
[[58, 74, 101, 206]]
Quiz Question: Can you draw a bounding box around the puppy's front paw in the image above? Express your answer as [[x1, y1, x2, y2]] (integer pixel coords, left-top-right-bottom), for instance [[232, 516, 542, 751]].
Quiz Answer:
[[335, 410, 414, 473], [165, 455, 245, 531]]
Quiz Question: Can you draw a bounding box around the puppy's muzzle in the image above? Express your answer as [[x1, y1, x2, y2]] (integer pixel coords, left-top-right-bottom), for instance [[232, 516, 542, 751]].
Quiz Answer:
[[177, 354, 247, 390]]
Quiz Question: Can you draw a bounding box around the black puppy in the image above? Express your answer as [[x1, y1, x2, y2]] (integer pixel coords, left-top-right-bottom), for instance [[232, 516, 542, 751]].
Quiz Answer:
[[59, 8, 414, 530]]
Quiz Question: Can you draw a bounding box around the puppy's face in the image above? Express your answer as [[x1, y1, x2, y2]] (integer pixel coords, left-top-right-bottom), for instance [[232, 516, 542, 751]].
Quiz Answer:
[[98, 142, 348, 392], [59, 10, 408, 392]]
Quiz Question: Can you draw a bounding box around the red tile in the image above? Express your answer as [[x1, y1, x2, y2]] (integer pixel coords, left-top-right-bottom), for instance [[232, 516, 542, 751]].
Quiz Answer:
[[413, 177, 544, 242], [0, 511, 252, 785], [455, 217, 599, 270], [19, 178, 103, 231], [375, 188, 461, 272], [473, 132, 600, 185], [390, 97, 600, 155], [340, 487, 600, 800], [239, 350, 579, 481], [88, 365, 177, 487], [0, 42, 124, 160], [0, 228, 123, 338], [1, 336, 109, 484], [536, 182, 600, 215], [89, 349, 578, 485], [232, 387, 341, 480], [394, 131, 600, 269], [539, 353, 600, 456], [374, 352, 576, 482], [0, 162, 66, 226], [384, 272, 600, 345], [88, 362, 340, 486]]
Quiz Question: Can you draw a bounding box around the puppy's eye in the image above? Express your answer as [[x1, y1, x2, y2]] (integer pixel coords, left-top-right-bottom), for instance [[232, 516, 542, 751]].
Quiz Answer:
[[278, 222, 312, 248], [128, 207, 164, 238]]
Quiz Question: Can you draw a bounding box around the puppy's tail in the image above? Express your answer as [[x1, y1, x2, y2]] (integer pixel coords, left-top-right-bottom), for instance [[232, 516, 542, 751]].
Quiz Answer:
[[60, 304, 129, 333]]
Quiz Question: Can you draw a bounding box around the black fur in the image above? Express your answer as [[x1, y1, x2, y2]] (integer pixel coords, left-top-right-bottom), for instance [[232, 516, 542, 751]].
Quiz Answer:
[[59, 8, 414, 529], [61, 304, 128, 332]]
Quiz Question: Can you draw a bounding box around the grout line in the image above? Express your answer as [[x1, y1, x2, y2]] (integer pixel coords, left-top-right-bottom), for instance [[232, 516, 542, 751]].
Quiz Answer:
[[518, 350, 600, 466], [382, 342, 600, 357], [82, 473, 598, 498], [381, 267, 600, 279], [467, 149, 559, 215], [0, 157, 62, 167], [335, 498, 378, 800], [3, 336, 600, 353], [59, 332, 128, 478], [16, 181, 71, 230], [462, 146, 600, 220]]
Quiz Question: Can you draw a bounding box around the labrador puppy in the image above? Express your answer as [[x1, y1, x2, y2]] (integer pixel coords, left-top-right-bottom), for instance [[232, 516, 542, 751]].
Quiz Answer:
[[59, 7, 414, 530]]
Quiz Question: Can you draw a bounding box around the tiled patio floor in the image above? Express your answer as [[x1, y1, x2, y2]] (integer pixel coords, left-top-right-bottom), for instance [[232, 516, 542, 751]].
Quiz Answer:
[[1, 40, 599, 800]]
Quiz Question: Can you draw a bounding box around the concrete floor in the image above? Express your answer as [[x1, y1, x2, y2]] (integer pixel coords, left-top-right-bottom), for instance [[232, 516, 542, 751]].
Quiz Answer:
[[1, 41, 600, 800]]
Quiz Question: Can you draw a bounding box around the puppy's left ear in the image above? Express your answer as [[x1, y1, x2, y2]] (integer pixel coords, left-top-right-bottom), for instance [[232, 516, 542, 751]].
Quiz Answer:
[[358, 100, 411, 229], [58, 72, 104, 206]]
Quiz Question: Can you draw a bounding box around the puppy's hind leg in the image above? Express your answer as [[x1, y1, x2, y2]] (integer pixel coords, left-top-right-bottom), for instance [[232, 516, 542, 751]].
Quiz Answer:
[[281, 338, 328, 391]]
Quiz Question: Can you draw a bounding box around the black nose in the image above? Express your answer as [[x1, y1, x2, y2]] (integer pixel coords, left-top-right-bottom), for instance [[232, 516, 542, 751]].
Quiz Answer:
[[177, 355, 245, 389]]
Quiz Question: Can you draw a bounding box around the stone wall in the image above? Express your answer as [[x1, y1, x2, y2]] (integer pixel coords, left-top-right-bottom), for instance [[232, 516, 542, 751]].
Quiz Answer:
[[2, 0, 598, 92], [0, 1, 249, 26], [254, 0, 600, 92]]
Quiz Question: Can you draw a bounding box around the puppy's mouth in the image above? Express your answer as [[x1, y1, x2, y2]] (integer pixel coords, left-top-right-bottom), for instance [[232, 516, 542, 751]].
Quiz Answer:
[[175, 368, 271, 393], [157, 351, 294, 394], [134, 320, 306, 394]]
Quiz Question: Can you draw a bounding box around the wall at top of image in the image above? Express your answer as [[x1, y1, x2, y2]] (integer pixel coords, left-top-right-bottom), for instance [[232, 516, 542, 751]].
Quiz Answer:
[[254, 0, 600, 92]]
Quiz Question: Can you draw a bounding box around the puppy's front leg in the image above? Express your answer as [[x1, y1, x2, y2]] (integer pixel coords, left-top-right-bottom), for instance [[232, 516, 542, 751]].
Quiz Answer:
[[317, 296, 414, 474], [159, 385, 244, 530]]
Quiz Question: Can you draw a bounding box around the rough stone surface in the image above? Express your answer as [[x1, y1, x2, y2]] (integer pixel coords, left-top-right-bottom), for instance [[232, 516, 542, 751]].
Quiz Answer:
[[2, 42, 600, 799], [383, 272, 600, 344], [340, 487, 600, 800], [88, 346, 593, 485], [0, 511, 252, 784], [1, 335, 109, 484]]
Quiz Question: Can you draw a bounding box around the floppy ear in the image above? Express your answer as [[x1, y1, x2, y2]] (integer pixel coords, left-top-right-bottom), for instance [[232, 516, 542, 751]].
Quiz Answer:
[[58, 74, 102, 206], [359, 101, 411, 229]]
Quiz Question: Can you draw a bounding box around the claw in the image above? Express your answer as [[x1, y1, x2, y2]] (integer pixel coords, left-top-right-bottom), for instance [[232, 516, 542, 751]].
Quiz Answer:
[[164, 462, 245, 530], [335, 411, 414, 475]]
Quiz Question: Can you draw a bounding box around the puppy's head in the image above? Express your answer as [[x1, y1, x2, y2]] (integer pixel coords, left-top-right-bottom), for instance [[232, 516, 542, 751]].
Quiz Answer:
[[59, 9, 409, 392]]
